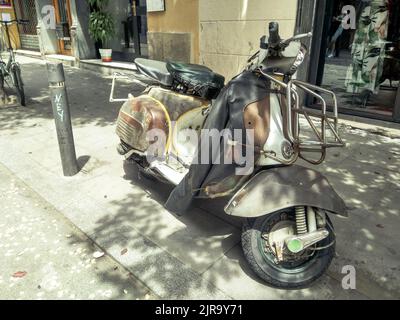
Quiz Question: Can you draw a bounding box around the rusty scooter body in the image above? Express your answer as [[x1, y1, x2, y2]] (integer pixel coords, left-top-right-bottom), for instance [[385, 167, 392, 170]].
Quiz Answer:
[[111, 22, 347, 288]]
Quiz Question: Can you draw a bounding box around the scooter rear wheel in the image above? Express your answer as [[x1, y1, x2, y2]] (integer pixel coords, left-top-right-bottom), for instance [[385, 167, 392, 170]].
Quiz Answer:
[[241, 208, 335, 289]]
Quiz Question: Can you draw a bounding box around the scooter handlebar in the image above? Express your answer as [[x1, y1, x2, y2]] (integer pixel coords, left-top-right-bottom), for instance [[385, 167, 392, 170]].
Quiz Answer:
[[281, 32, 313, 46], [264, 22, 312, 50], [268, 22, 281, 47]]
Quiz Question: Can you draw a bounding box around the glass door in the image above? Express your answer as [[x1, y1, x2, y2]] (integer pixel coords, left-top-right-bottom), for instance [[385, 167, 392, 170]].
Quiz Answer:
[[53, 0, 72, 55], [129, 0, 148, 56]]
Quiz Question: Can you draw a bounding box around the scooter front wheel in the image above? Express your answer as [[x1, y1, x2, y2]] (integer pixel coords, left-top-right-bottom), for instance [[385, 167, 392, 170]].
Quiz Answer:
[[241, 208, 335, 289]]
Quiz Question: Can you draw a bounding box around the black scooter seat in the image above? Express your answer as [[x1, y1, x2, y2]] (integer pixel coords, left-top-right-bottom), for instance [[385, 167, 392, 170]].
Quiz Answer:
[[135, 59, 225, 99], [135, 58, 173, 86], [166, 61, 225, 98]]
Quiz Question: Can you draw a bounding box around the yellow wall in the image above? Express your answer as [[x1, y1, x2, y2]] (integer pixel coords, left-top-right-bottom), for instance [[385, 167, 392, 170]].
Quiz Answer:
[[0, 6, 21, 50], [147, 0, 199, 63], [146, 0, 298, 79]]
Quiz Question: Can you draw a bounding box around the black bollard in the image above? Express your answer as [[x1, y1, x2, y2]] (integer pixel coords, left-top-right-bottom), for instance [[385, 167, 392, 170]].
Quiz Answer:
[[47, 63, 79, 177]]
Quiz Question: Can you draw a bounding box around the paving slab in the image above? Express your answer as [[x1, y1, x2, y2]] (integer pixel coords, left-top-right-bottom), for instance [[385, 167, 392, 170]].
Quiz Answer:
[[202, 245, 368, 300], [0, 163, 155, 300], [329, 210, 400, 298], [90, 231, 231, 299], [66, 169, 241, 275]]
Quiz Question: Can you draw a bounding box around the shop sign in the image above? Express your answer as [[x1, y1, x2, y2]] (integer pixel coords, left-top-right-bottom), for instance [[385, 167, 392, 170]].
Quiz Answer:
[[147, 0, 165, 12]]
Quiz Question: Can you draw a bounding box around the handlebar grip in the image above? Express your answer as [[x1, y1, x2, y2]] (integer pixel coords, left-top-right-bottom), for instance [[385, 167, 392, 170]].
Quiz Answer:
[[268, 22, 280, 46]]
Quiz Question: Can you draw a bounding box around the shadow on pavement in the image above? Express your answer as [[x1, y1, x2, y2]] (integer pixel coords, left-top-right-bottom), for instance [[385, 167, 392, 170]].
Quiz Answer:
[[1, 56, 399, 299]]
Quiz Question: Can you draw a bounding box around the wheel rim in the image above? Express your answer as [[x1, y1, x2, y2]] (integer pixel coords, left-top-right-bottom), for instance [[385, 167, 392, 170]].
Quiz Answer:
[[256, 210, 319, 274]]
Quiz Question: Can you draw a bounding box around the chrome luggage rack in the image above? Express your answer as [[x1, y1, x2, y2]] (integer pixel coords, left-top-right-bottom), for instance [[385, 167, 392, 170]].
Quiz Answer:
[[259, 69, 345, 165], [109, 72, 151, 103]]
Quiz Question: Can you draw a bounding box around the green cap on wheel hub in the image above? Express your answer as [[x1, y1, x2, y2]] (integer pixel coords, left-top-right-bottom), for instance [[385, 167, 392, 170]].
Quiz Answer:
[[286, 238, 303, 253]]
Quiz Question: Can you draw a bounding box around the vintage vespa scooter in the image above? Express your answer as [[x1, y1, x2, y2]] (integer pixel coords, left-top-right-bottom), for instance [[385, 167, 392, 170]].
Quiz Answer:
[[111, 22, 347, 288]]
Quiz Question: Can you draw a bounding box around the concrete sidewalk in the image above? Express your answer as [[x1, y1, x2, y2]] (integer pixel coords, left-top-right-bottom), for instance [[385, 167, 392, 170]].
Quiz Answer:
[[0, 162, 156, 300], [0, 55, 399, 299]]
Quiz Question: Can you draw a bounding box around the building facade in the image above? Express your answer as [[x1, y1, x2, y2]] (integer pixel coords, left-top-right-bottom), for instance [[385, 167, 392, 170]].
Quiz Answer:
[[34, 0, 95, 59], [32, 0, 298, 74], [1, 0, 399, 122]]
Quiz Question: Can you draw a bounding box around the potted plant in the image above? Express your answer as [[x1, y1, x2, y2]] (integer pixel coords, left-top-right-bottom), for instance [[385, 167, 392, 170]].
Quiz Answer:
[[88, 0, 115, 62]]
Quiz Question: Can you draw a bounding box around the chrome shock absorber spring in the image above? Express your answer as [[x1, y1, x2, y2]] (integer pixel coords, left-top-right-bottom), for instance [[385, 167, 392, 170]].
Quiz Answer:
[[295, 206, 308, 235]]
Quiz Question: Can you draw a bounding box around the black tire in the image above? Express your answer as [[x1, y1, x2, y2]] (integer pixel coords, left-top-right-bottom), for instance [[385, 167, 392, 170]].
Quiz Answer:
[[12, 66, 25, 106], [241, 209, 335, 289]]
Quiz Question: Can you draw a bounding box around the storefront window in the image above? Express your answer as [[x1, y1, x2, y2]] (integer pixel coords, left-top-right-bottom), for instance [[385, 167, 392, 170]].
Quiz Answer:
[[320, 0, 400, 119]]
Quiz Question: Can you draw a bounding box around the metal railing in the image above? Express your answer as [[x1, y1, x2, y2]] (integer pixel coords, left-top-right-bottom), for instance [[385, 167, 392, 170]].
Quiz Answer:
[[14, 0, 38, 35], [288, 79, 345, 164], [109, 72, 151, 102], [259, 68, 345, 165]]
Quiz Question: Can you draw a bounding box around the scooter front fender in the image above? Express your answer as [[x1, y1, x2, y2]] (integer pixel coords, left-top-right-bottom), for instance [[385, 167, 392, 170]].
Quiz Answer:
[[224, 165, 348, 218]]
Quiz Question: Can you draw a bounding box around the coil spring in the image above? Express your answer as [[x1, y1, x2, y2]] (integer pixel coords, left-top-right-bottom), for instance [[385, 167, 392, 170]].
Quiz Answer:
[[295, 206, 308, 235]]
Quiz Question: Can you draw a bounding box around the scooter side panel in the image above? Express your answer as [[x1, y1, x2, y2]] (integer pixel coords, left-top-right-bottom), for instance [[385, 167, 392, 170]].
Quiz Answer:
[[148, 87, 209, 121], [224, 165, 348, 217], [171, 106, 209, 166]]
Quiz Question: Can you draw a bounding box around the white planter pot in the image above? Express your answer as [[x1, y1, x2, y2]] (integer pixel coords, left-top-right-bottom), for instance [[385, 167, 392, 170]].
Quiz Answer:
[[99, 48, 112, 62]]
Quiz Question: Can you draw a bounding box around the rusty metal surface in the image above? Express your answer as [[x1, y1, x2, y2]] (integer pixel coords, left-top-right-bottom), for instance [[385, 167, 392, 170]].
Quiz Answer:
[[201, 174, 251, 198], [116, 95, 169, 152], [147, 87, 209, 121], [243, 95, 271, 152], [198, 97, 271, 198], [116, 87, 210, 153], [224, 164, 348, 218]]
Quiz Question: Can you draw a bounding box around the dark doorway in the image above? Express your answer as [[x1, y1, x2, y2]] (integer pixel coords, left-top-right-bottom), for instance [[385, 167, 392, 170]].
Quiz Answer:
[[116, 0, 148, 62]]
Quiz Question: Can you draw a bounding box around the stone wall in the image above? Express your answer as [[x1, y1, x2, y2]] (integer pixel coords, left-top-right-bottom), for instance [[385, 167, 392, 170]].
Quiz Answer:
[[199, 0, 299, 80], [147, 32, 192, 63], [147, 0, 199, 63]]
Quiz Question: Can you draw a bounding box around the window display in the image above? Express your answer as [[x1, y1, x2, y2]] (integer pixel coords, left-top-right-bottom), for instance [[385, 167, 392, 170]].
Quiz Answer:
[[320, 0, 400, 119]]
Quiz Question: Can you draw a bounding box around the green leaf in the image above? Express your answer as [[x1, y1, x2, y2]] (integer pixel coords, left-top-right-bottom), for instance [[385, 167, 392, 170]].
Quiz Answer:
[[88, 4, 115, 46]]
